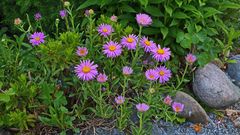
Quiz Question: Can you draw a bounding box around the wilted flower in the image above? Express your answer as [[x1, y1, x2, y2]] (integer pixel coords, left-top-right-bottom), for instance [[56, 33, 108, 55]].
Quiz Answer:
[[151, 45, 171, 62], [172, 102, 184, 113], [136, 103, 150, 112], [74, 60, 98, 81], [29, 32, 46, 46], [163, 95, 172, 106], [103, 41, 122, 58], [136, 13, 152, 26], [115, 96, 125, 105], [140, 37, 156, 52], [64, 1, 70, 7], [76, 47, 88, 57], [14, 18, 22, 25], [122, 66, 133, 75], [149, 88, 155, 93], [97, 73, 108, 83], [121, 34, 138, 50], [89, 9, 94, 14], [110, 15, 118, 22], [185, 53, 197, 65], [84, 9, 94, 16], [156, 66, 171, 84], [34, 12, 42, 21], [145, 69, 158, 81], [97, 24, 114, 37], [59, 10, 67, 19]]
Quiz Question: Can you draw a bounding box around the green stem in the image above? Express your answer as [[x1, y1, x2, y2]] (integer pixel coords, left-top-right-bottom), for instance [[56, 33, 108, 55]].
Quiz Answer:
[[65, 17, 70, 31], [175, 64, 189, 90], [139, 113, 143, 134], [131, 26, 142, 67]]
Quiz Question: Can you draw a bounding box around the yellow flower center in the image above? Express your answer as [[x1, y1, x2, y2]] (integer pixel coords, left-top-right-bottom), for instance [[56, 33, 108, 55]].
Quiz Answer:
[[109, 45, 116, 51], [35, 37, 40, 41], [79, 49, 85, 54], [127, 37, 134, 43], [175, 106, 181, 112], [157, 49, 165, 55], [149, 74, 155, 79], [144, 40, 151, 46], [82, 66, 91, 73], [159, 71, 165, 76], [103, 28, 108, 33]]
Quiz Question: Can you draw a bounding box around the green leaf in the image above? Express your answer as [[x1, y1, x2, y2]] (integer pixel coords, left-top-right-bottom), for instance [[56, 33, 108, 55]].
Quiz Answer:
[[77, 0, 98, 10], [151, 19, 164, 27], [173, 11, 190, 19], [219, 1, 240, 10], [160, 27, 168, 39], [148, 0, 164, 3], [0, 93, 10, 102], [203, 7, 222, 18], [176, 31, 185, 43], [121, 4, 137, 13], [164, 5, 173, 16], [139, 0, 148, 7], [144, 5, 163, 17], [142, 28, 161, 35], [100, 0, 112, 7], [175, 0, 183, 7]]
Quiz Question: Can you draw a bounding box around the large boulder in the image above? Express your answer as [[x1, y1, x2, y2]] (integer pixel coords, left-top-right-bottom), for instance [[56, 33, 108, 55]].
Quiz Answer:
[[193, 63, 240, 108], [226, 55, 240, 87], [173, 91, 209, 124]]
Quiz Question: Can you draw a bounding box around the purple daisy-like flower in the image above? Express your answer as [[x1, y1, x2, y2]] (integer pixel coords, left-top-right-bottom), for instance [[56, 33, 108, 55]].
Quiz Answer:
[[145, 69, 158, 81], [136, 13, 152, 26], [103, 41, 122, 58], [97, 73, 108, 83], [156, 66, 171, 84], [140, 37, 156, 52], [121, 34, 138, 50], [29, 32, 46, 46], [76, 47, 88, 57], [74, 60, 98, 81], [136, 103, 150, 112], [115, 96, 125, 105], [59, 10, 67, 19], [172, 102, 184, 113], [34, 12, 42, 21], [185, 53, 197, 65], [122, 66, 133, 76], [163, 95, 173, 106], [151, 45, 171, 62], [97, 24, 114, 37]]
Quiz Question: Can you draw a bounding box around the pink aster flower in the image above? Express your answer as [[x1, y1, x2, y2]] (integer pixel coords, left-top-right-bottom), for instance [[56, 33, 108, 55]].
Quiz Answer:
[[136, 13, 152, 26], [59, 10, 67, 19], [110, 15, 118, 22], [185, 53, 197, 65], [103, 41, 122, 58], [145, 69, 158, 81], [163, 95, 173, 106], [14, 18, 22, 25], [122, 66, 133, 75], [172, 102, 184, 113], [151, 45, 171, 62], [76, 47, 88, 57], [121, 34, 138, 50], [29, 32, 46, 46], [97, 24, 114, 37], [115, 96, 125, 105], [34, 12, 42, 21], [74, 60, 98, 81], [136, 103, 150, 112], [156, 66, 171, 84], [140, 37, 156, 52], [97, 73, 108, 83]]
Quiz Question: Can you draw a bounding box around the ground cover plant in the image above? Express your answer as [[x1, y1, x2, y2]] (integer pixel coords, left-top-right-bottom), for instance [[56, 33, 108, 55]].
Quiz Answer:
[[0, 0, 240, 134]]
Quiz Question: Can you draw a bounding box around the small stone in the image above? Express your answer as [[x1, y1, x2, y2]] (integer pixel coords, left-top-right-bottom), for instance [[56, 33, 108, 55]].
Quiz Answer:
[[226, 55, 240, 87], [193, 63, 240, 108], [152, 123, 167, 135], [173, 91, 209, 124], [233, 117, 240, 128]]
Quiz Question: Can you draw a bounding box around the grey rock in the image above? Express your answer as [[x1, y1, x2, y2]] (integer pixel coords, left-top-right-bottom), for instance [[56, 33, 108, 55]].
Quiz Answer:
[[152, 123, 167, 135], [82, 127, 124, 135], [233, 117, 240, 128], [0, 129, 11, 135], [226, 55, 240, 87], [193, 63, 240, 108], [173, 91, 209, 124]]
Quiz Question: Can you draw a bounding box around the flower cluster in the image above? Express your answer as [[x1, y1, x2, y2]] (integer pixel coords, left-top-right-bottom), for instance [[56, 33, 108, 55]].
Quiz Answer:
[[163, 95, 185, 113]]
